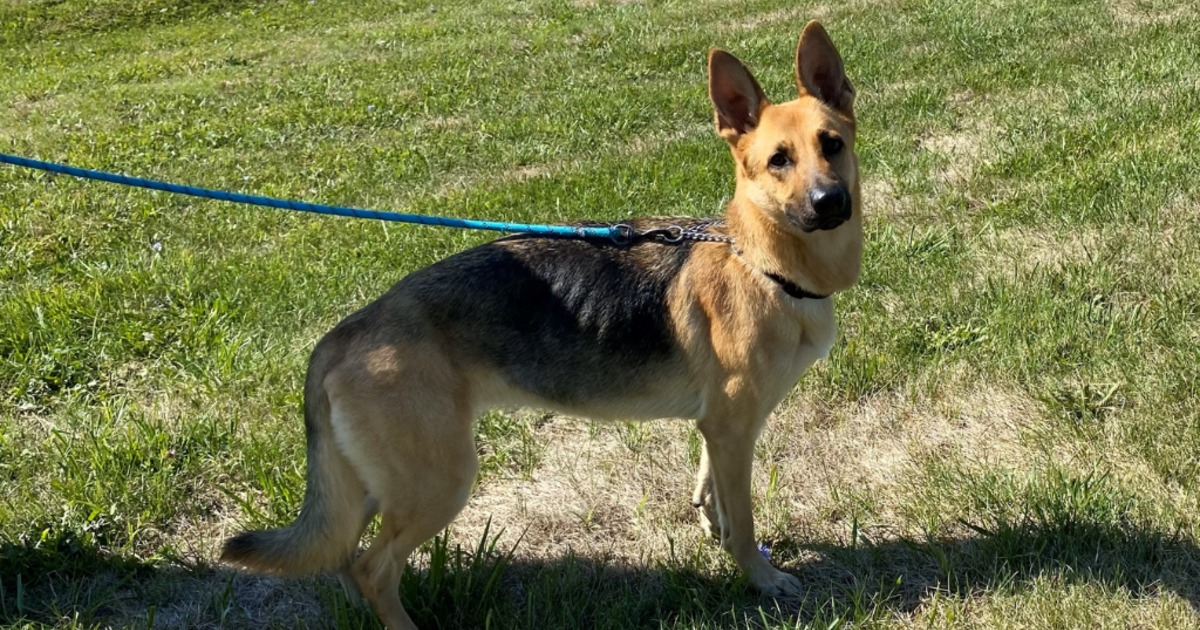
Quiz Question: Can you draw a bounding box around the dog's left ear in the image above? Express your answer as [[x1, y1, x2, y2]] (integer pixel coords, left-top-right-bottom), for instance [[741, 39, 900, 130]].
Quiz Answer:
[[795, 21, 854, 115]]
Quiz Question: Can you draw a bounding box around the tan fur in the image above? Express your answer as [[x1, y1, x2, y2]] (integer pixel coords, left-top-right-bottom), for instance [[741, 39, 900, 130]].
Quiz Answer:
[[221, 21, 864, 629]]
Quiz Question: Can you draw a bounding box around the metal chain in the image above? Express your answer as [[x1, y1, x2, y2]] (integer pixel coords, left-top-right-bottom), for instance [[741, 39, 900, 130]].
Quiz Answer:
[[681, 220, 735, 244], [612, 219, 736, 246]]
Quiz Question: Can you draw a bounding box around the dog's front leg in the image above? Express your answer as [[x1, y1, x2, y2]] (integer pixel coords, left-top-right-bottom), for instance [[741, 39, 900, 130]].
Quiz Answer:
[[696, 414, 803, 599]]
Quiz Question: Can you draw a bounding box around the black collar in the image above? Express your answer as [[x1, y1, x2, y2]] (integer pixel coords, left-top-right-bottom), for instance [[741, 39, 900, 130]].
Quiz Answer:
[[716, 232, 828, 300], [764, 272, 829, 300]]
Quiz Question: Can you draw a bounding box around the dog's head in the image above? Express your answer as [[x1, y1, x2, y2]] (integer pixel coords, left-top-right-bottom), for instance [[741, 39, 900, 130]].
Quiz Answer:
[[709, 21, 862, 285]]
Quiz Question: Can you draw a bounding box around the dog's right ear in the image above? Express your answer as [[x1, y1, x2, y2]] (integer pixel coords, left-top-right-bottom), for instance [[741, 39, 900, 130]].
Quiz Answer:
[[708, 49, 768, 145]]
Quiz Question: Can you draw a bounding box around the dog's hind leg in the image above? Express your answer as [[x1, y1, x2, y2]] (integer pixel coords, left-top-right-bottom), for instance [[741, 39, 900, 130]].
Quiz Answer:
[[350, 514, 422, 629], [328, 348, 479, 630], [337, 496, 381, 607], [691, 443, 726, 540], [344, 409, 477, 628]]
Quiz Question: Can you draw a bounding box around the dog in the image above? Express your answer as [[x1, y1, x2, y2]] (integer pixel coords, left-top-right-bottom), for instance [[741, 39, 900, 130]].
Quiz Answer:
[[221, 20, 862, 629]]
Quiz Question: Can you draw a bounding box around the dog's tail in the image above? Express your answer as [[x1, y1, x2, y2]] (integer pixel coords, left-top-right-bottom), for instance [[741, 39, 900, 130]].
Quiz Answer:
[[221, 333, 365, 574]]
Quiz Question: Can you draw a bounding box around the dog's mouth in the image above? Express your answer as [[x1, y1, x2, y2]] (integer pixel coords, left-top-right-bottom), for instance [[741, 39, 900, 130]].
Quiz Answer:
[[786, 206, 851, 233], [809, 215, 848, 231]]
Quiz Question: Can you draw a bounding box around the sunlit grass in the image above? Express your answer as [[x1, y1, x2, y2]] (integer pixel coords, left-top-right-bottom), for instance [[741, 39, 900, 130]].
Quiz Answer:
[[2, 0, 1199, 627]]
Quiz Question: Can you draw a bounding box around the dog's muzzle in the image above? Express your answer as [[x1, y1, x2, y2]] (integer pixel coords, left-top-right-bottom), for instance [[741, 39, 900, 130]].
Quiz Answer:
[[790, 184, 852, 232]]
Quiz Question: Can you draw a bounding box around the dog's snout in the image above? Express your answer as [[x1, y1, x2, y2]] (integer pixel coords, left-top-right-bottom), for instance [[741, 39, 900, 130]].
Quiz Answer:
[[808, 186, 851, 219]]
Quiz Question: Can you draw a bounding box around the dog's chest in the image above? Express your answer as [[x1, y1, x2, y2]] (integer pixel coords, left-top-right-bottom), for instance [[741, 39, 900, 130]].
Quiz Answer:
[[757, 297, 838, 400], [797, 297, 838, 360]]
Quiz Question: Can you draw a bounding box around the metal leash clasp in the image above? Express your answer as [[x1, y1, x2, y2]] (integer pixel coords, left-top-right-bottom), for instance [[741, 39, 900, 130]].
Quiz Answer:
[[630, 225, 684, 243], [652, 226, 685, 243], [611, 224, 635, 244]]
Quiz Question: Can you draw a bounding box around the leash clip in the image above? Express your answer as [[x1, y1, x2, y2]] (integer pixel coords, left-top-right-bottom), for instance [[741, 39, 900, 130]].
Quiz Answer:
[[611, 224, 635, 244], [654, 226, 685, 243], [634, 225, 684, 243]]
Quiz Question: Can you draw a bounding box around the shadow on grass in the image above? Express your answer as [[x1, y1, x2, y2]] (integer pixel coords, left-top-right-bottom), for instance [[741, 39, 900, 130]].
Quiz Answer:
[[3, 518, 1199, 629]]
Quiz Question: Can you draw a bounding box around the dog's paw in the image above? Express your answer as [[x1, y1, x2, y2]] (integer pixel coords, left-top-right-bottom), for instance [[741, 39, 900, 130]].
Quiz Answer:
[[753, 569, 803, 600]]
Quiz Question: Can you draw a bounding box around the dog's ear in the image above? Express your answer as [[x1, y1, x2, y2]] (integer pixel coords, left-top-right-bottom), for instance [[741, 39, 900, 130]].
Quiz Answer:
[[795, 21, 854, 114], [709, 49, 769, 144]]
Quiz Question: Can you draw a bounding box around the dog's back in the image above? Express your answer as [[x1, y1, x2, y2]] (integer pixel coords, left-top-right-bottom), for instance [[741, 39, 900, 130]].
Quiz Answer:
[[339, 216, 718, 412]]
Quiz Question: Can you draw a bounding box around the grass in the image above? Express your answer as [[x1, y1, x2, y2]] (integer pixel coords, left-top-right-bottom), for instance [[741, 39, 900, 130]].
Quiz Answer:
[[2, 0, 1199, 627]]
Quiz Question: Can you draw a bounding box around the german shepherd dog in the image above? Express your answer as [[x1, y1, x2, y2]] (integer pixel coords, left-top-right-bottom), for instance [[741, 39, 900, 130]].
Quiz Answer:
[[222, 21, 862, 629]]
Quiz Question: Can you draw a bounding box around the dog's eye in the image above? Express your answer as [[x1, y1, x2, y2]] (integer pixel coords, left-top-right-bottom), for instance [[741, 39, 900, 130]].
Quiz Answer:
[[820, 135, 844, 157], [768, 150, 791, 169]]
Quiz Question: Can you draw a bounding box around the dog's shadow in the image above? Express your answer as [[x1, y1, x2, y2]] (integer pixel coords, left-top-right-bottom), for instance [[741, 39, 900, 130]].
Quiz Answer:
[[3, 520, 1198, 628], [469, 519, 1200, 628]]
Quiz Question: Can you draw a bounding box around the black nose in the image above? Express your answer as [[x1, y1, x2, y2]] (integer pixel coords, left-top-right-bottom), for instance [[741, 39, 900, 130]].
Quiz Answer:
[[809, 186, 851, 219]]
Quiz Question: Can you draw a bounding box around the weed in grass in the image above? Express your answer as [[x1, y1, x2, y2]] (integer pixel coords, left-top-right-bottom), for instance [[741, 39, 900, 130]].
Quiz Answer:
[[476, 411, 546, 482]]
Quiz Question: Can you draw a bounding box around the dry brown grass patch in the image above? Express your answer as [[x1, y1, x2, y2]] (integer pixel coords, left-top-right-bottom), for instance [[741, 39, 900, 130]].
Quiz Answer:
[[909, 573, 1200, 630], [971, 225, 1102, 281], [421, 115, 470, 130], [510, 165, 550, 183], [1108, 0, 1197, 26], [455, 415, 702, 564], [914, 89, 1009, 187], [974, 210, 1198, 287], [452, 381, 1037, 569], [718, 5, 829, 33], [918, 125, 989, 185], [762, 383, 1033, 535], [625, 123, 709, 156], [861, 177, 938, 223], [572, 0, 644, 8]]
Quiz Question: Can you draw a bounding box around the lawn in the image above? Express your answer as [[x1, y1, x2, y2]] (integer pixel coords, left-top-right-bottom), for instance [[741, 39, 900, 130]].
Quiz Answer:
[[2, 0, 1199, 627]]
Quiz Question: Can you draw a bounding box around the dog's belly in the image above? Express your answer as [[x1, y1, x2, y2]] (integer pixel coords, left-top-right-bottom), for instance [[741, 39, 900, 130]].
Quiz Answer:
[[472, 367, 704, 421], [469, 303, 834, 423], [466, 319, 693, 414]]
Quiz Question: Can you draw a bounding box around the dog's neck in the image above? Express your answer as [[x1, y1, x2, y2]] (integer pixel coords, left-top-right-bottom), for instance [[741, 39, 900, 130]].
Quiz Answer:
[[723, 196, 860, 298]]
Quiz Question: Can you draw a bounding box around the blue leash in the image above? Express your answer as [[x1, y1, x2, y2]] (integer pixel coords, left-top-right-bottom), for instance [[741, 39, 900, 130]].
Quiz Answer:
[[0, 152, 625, 241]]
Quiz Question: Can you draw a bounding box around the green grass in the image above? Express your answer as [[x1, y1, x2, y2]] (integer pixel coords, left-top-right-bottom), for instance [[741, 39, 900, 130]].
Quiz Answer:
[[2, 0, 1200, 627]]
